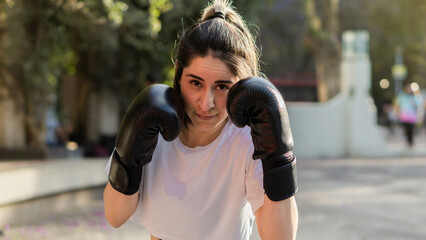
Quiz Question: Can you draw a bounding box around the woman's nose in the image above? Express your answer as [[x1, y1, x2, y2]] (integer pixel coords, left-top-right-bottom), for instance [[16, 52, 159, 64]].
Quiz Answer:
[[199, 89, 215, 111]]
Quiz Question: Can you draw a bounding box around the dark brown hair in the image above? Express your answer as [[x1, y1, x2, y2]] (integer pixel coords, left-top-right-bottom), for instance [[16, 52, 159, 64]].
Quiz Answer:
[[173, 0, 261, 126]]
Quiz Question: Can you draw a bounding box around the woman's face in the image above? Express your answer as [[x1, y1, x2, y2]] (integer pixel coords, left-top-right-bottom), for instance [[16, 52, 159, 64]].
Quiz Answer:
[[180, 55, 238, 133]]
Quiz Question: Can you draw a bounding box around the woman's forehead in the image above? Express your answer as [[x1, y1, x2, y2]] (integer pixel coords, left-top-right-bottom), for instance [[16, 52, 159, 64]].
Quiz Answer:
[[183, 55, 236, 79]]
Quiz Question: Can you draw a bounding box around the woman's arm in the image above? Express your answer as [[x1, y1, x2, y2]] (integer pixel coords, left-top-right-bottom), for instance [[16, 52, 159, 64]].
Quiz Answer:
[[255, 196, 298, 240], [103, 182, 140, 228]]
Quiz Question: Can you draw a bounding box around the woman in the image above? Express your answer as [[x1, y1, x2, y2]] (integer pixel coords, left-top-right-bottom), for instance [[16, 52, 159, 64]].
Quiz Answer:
[[395, 83, 423, 147], [103, 1, 298, 239]]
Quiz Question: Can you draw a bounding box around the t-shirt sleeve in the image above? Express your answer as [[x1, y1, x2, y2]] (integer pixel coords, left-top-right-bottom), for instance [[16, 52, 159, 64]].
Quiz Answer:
[[104, 149, 114, 174], [245, 143, 264, 214]]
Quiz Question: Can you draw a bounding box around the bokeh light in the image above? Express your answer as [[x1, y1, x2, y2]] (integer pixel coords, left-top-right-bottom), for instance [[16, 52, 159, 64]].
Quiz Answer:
[[410, 82, 420, 92], [379, 79, 390, 89]]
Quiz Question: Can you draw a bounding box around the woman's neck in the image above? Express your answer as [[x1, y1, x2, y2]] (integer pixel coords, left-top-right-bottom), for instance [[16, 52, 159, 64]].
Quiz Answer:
[[179, 119, 228, 148]]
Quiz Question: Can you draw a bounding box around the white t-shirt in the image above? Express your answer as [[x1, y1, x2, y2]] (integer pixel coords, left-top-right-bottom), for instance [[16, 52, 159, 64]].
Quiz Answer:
[[105, 120, 265, 240]]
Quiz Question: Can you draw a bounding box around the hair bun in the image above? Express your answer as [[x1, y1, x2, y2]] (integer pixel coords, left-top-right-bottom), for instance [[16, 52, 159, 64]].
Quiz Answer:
[[212, 11, 226, 20]]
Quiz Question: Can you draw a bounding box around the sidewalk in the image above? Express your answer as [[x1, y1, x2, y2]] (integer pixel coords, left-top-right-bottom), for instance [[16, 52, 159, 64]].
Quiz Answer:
[[1, 156, 426, 239], [297, 157, 426, 240], [382, 125, 426, 154]]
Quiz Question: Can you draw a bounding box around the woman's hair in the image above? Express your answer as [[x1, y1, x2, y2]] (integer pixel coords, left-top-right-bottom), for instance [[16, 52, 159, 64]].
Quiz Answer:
[[173, 0, 261, 125]]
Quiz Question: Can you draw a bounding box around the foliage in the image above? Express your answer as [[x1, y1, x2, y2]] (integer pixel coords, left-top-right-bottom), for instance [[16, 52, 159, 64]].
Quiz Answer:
[[0, 0, 204, 146], [249, 0, 312, 74]]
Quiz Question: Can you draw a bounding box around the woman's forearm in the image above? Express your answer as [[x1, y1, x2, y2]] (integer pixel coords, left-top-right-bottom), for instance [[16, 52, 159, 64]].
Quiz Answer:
[[103, 182, 140, 228], [258, 196, 298, 240]]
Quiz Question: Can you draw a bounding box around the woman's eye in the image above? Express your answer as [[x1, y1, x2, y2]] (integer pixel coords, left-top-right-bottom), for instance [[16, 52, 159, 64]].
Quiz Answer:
[[217, 84, 230, 91], [190, 80, 201, 87]]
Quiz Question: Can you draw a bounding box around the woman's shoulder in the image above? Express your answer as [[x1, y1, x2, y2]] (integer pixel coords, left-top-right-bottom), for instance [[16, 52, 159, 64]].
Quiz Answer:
[[224, 120, 252, 144]]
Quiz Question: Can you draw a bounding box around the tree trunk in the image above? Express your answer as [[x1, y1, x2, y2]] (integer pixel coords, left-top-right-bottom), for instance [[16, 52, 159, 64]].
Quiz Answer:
[[314, 49, 341, 102], [1, 0, 50, 149], [304, 0, 341, 102], [0, 69, 26, 148]]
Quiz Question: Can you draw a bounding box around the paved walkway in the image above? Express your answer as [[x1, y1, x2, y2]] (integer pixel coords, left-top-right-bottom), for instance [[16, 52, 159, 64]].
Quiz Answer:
[[382, 125, 426, 154], [1, 155, 426, 240], [297, 157, 426, 240]]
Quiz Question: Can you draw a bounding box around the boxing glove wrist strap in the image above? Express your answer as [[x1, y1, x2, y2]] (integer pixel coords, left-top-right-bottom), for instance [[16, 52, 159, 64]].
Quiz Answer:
[[263, 158, 298, 201], [108, 150, 143, 195]]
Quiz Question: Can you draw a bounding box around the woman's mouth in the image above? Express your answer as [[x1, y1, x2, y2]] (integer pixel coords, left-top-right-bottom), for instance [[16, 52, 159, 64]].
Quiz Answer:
[[197, 114, 215, 121]]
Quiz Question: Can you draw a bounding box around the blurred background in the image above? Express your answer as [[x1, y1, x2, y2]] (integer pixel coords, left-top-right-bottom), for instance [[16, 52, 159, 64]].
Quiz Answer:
[[0, 0, 426, 239]]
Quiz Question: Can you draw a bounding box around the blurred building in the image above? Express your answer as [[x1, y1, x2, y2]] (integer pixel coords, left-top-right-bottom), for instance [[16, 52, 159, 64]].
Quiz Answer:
[[270, 72, 318, 102]]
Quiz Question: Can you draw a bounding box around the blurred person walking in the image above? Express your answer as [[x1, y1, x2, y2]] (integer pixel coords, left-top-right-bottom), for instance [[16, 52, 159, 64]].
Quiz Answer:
[[394, 83, 424, 147]]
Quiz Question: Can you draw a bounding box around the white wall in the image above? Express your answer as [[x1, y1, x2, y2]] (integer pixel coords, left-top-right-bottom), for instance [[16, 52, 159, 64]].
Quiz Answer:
[[287, 94, 347, 159], [0, 158, 108, 206], [86, 88, 120, 142]]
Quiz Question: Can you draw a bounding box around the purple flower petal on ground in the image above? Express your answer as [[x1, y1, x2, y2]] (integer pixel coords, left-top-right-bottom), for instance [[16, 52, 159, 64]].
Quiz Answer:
[[63, 218, 80, 228], [93, 210, 105, 217], [36, 226, 49, 235], [3, 224, 10, 231]]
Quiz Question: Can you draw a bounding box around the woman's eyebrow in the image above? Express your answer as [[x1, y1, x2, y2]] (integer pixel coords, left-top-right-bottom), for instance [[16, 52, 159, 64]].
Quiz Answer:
[[186, 74, 234, 84], [186, 74, 204, 81], [215, 80, 234, 84]]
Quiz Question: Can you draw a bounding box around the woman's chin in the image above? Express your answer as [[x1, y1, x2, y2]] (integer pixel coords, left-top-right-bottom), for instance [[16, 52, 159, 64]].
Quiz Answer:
[[192, 118, 227, 133]]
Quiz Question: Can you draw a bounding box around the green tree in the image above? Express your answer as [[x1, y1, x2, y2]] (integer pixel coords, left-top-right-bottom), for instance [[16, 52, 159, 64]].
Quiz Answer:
[[1, 0, 76, 147], [0, 0, 208, 149]]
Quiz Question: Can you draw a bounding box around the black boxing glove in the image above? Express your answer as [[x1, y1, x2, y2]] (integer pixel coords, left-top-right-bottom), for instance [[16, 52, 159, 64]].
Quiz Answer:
[[109, 84, 183, 195], [227, 77, 297, 201]]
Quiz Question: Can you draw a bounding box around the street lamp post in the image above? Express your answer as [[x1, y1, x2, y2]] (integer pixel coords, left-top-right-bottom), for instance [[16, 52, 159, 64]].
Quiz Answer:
[[391, 47, 407, 96]]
